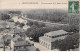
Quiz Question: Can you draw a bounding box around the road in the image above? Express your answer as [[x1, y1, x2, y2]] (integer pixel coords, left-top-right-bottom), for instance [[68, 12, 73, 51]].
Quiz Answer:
[[22, 17, 69, 26], [25, 37, 51, 51], [25, 37, 58, 51]]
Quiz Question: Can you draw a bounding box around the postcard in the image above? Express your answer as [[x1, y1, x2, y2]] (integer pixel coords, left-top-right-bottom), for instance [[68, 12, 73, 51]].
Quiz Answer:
[[0, 0, 80, 51]]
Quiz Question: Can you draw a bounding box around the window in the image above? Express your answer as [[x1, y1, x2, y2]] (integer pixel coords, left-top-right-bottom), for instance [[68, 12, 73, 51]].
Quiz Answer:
[[21, 46, 24, 49], [39, 40, 41, 44], [46, 43, 47, 48], [44, 42, 45, 46], [48, 44, 49, 48], [39, 40, 41, 43], [24, 46, 26, 49], [15, 47, 17, 50], [52, 36, 54, 38], [41, 41, 43, 45]]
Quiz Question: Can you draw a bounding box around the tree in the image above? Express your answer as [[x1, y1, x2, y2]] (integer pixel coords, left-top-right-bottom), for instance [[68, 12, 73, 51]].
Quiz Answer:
[[8, 19, 14, 22], [26, 20, 33, 26], [33, 21, 39, 27], [15, 21, 20, 26], [25, 25, 38, 39], [58, 25, 79, 33], [19, 23, 25, 28], [27, 20, 45, 27], [52, 33, 79, 51], [1, 14, 10, 20], [25, 26, 51, 42], [38, 23, 45, 27], [26, 9, 79, 25], [9, 11, 21, 15]]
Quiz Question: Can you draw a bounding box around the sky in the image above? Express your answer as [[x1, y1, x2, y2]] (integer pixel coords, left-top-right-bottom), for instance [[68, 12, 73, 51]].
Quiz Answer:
[[0, 0, 80, 11], [0, 0, 68, 10]]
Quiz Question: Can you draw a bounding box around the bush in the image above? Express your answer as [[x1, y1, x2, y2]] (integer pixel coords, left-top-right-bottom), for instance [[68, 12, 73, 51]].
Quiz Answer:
[[8, 19, 14, 22], [19, 23, 25, 28], [15, 21, 20, 26], [52, 33, 79, 51], [1, 13, 10, 20]]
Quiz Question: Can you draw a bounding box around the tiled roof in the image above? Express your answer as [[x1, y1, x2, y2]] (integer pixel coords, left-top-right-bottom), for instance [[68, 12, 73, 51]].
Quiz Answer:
[[6, 22, 15, 28], [5, 35, 12, 40], [10, 28, 24, 34], [14, 28, 24, 33], [0, 21, 15, 28], [16, 46, 37, 51], [0, 21, 7, 28], [14, 40, 31, 46], [12, 35, 21, 42]]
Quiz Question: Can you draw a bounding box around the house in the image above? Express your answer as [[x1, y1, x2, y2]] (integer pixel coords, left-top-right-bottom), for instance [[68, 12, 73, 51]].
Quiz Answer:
[[0, 21, 7, 28], [39, 30, 69, 50], [11, 40, 37, 51], [12, 16, 27, 24], [0, 44, 3, 48], [6, 22, 15, 28], [0, 35, 11, 49], [0, 34, 12, 46], [23, 25, 30, 31], [0, 39, 3, 48], [10, 27, 24, 35], [4, 35, 12, 46], [10, 35, 21, 50]]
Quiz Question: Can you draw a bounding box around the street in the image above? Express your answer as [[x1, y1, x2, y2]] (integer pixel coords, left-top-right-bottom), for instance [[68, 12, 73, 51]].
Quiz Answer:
[[26, 37, 52, 51]]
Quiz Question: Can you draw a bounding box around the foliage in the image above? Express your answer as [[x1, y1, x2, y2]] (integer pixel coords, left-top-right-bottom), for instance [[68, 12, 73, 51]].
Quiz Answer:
[[52, 33, 79, 51], [15, 21, 20, 26], [19, 23, 25, 28], [25, 25, 51, 41], [26, 20, 45, 27], [9, 11, 21, 15], [26, 10, 79, 25], [58, 25, 79, 32], [8, 19, 14, 22], [1, 13, 10, 20]]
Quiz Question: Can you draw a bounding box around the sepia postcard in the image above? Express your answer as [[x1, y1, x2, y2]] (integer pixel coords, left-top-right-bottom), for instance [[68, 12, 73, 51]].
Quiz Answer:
[[0, 0, 80, 51]]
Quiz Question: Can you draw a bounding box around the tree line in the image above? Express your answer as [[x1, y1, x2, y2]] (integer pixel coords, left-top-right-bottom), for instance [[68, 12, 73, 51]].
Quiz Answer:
[[26, 9, 79, 25]]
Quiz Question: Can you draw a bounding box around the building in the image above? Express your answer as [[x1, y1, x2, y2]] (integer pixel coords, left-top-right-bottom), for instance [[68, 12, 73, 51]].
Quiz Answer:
[[9, 27, 24, 36], [23, 25, 30, 31], [0, 34, 12, 46], [4, 35, 12, 46], [0, 39, 3, 48], [0, 21, 7, 28], [11, 40, 38, 51], [10, 35, 21, 50], [39, 30, 69, 50]]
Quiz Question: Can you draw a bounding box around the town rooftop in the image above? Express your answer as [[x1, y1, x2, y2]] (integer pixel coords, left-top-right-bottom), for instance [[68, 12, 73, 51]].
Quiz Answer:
[[46, 30, 68, 36]]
